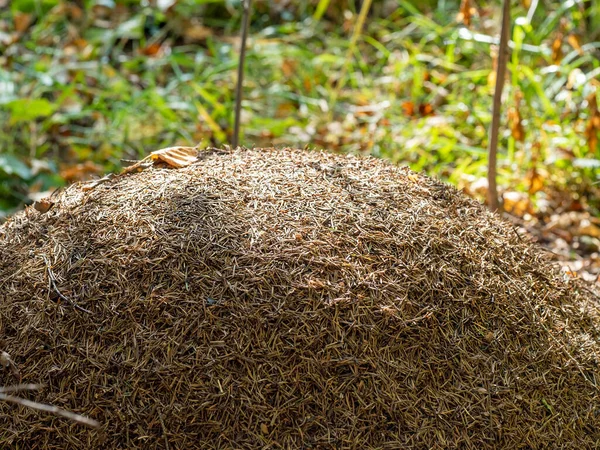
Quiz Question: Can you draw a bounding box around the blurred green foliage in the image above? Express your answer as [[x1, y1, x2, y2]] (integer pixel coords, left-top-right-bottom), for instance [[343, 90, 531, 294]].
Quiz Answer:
[[0, 0, 599, 219]]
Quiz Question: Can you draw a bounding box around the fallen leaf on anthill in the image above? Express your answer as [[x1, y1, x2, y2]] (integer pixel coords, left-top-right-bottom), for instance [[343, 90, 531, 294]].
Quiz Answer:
[[33, 198, 55, 214], [150, 146, 199, 168]]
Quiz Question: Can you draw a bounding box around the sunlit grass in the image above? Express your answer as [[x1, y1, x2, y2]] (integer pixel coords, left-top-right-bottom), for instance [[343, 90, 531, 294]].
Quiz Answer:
[[0, 1, 598, 217]]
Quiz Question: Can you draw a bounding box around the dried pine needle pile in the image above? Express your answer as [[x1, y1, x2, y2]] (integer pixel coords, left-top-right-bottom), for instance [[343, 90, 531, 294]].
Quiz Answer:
[[1, 147, 600, 449]]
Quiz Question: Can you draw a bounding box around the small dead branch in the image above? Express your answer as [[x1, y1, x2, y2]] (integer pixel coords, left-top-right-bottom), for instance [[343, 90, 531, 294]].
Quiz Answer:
[[0, 384, 100, 428], [487, 0, 511, 212], [233, 0, 252, 148]]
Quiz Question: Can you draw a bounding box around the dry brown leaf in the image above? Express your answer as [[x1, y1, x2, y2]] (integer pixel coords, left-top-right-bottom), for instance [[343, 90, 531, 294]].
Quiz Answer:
[[402, 101, 415, 117], [457, 0, 472, 27], [282, 59, 297, 78], [140, 42, 163, 57], [275, 102, 295, 118], [503, 191, 534, 216], [551, 34, 563, 64], [567, 34, 584, 55], [526, 167, 544, 194], [508, 91, 525, 142], [508, 107, 524, 141], [419, 103, 435, 117], [32, 198, 55, 214], [150, 146, 199, 168], [402, 101, 434, 118], [260, 423, 269, 434], [303, 76, 312, 92], [13, 12, 32, 33]]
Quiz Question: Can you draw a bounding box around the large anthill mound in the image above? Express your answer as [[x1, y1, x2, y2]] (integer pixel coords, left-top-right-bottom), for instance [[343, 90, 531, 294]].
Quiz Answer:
[[1, 147, 600, 449]]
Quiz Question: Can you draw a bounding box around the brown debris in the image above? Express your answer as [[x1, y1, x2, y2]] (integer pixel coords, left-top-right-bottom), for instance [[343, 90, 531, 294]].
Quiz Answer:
[[1, 147, 600, 448]]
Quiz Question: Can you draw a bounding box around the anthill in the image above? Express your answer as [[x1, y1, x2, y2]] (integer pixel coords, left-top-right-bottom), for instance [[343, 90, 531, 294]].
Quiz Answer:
[[1, 147, 599, 449]]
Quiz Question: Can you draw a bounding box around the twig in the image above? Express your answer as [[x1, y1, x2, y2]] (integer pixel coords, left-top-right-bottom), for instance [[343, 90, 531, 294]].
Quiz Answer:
[[81, 173, 116, 191], [82, 158, 155, 191], [487, 0, 511, 212], [0, 389, 100, 428], [42, 255, 92, 314], [233, 0, 252, 149]]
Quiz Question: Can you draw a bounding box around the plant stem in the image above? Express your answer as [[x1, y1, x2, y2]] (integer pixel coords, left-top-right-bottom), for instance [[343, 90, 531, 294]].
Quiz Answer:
[[233, 0, 252, 149], [487, 0, 511, 212]]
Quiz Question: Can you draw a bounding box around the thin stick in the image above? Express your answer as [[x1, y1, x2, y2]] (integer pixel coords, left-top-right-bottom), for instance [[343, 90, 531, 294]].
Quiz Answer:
[[0, 384, 100, 428], [0, 392, 100, 428], [233, 0, 252, 149], [487, 0, 511, 212], [42, 255, 93, 314]]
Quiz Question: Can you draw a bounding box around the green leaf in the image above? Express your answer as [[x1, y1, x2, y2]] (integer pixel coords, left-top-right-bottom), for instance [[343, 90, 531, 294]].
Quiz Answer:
[[7, 98, 56, 124], [0, 154, 32, 180], [313, 0, 331, 21], [10, 0, 58, 14]]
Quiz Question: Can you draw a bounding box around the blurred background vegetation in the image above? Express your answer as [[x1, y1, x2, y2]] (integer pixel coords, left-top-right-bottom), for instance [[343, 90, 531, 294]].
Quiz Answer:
[[0, 0, 599, 225]]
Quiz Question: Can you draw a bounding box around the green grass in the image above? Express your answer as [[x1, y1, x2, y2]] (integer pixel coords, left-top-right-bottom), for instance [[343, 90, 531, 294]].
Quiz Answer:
[[0, 0, 599, 218]]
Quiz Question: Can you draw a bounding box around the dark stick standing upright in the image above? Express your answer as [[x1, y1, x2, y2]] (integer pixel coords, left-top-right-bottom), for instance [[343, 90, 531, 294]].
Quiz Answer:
[[233, 0, 252, 149], [487, 0, 511, 212]]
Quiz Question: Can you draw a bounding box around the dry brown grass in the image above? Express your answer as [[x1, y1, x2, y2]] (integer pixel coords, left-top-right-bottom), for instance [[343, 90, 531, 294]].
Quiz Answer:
[[1, 147, 600, 449]]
